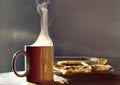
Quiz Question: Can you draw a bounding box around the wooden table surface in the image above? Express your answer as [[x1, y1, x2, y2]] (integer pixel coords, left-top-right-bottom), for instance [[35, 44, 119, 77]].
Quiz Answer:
[[0, 72, 120, 85], [0, 56, 120, 85], [0, 71, 70, 85]]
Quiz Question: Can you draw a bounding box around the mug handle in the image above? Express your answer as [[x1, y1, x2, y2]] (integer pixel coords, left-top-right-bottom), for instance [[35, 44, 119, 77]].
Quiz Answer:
[[12, 50, 29, 77]]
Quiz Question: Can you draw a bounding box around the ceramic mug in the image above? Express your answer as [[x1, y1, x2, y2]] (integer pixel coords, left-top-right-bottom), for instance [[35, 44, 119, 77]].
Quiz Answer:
[[12, 45, 54, 85]]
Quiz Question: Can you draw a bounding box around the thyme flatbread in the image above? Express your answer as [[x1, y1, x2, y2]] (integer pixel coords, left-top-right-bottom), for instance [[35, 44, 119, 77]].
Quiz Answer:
[[91, 64, 112, 72], [54, 61, 92, 75], [54, 58, 112, 75], [85, 58, 108, 65]]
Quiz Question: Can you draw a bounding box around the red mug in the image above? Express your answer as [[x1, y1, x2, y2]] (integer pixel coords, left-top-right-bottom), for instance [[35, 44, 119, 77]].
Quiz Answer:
[[12, 45, 54, 85]]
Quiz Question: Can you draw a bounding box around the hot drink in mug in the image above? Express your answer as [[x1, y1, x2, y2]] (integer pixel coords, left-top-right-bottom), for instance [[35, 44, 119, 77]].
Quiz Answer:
[[12, 45, 54, 84], [13, 1, 54, 84]]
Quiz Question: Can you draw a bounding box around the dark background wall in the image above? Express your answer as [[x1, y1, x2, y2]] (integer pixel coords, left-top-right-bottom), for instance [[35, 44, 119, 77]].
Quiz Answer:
[[51, 0, 120, 57], [0, 0, 120, 73]]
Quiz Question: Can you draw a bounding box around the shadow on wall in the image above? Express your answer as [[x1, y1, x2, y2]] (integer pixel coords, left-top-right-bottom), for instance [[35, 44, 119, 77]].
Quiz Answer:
[[0, 0, 39, 73]]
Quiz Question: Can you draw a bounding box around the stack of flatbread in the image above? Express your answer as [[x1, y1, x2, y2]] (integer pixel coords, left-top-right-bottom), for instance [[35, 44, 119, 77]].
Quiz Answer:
[[54, 58, 112, 75]]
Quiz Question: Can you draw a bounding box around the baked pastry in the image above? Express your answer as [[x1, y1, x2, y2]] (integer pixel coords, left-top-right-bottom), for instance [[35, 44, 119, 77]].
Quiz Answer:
[[54, 61, 92, 75], [91, 64, 112, 72], [57, 61, 86, 66], [85, 58, 108, 65], [54, 58, 112, 75]]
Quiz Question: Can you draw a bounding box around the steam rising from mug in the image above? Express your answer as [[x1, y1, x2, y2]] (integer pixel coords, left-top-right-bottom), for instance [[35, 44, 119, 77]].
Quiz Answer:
[[12, 0, 54, 84], [31, 0, 53, 46]]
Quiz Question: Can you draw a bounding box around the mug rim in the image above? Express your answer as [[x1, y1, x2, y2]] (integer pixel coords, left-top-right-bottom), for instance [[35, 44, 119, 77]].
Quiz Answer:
[[25, 45, 53, 47]]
